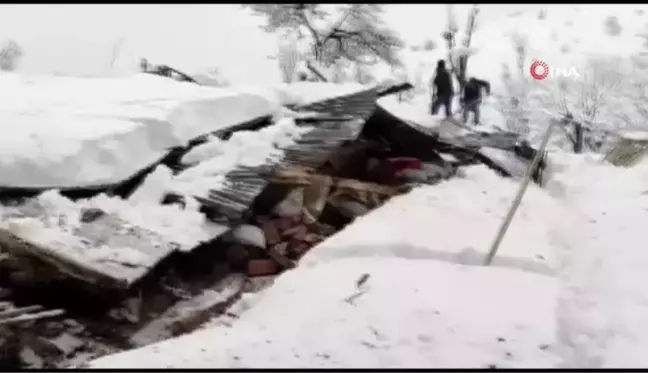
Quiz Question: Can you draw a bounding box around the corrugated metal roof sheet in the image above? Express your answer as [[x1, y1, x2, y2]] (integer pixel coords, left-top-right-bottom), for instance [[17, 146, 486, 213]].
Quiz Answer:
[[197, 88, 378, 222]]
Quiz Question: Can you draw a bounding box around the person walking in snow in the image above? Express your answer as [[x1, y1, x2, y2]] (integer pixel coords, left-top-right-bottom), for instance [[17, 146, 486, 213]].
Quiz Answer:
[[461, 77, 491, 126], [430, 60, 454, 118]]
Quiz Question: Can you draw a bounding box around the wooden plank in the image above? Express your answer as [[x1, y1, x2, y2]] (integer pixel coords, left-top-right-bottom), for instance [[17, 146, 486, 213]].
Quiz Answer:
[[129, 274, 246, 346]]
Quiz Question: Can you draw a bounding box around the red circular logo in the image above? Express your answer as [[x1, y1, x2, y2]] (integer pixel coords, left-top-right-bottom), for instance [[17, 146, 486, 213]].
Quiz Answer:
[[530, 60, 549, 80]]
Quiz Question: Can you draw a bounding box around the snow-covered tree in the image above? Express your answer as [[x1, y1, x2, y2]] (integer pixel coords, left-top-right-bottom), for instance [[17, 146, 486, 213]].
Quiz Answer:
[[277, 33, 303, 83], [497, 32, 533, 137], [0, 39, 23, 71], [243, 4, 404, 68], [442, 4, 479, 93]]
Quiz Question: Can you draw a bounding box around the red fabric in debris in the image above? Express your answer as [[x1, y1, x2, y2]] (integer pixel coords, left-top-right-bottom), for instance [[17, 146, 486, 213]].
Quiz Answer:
[[387, 157, 423, 173], [378, 157, 423, 184]]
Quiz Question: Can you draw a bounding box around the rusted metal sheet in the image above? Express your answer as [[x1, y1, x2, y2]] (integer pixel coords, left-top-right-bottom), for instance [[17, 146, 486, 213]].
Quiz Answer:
[[604, 134, 648, 167]]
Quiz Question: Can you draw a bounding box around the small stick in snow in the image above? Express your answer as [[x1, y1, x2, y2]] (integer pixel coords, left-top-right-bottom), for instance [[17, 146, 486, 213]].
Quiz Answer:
[[356, 273, 370, 289], [343, 289, 368, 305], [344, 273, 372, 304], [484, 119, 556, 266]]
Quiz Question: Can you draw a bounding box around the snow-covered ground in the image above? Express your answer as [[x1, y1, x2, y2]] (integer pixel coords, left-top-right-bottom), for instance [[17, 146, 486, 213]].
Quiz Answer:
[[91, 257, 560, 369], [90, 165, 564, 369], [89, 147, 648, 369], [6, 4, 648, 368]]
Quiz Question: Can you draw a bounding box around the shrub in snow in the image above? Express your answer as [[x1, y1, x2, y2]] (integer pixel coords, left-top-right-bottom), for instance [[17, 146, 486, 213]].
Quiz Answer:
[[603, 15, 623, 37], [537, 8, 548, 20], [0, 39, 23, 71], [498, 41, 635, 152], [423, 39, 437, 51]]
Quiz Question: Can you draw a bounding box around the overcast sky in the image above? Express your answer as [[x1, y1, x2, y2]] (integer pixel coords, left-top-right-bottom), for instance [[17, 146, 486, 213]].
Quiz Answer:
[[0, 4, 549, 84]]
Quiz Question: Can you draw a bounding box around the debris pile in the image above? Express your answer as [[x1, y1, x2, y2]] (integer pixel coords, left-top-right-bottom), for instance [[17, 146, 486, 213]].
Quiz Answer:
[[0, 80, 548, 368]]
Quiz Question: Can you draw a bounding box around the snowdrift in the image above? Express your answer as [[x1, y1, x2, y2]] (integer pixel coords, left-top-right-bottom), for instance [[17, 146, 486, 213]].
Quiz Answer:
[[0, 73, 278, 189], [90, 257, 559, 369], [301, 165, 565, 273], [89, 164, 566, 368]]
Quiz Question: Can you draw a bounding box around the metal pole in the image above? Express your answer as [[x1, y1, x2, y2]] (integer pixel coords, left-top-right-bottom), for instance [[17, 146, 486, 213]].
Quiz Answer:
[[484, 119, 556, 266]]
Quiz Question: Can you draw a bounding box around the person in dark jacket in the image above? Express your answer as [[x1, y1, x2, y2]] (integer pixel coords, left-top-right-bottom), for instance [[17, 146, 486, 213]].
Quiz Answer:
[[461, 77, 491, 125], [430, 60, 454, 118]]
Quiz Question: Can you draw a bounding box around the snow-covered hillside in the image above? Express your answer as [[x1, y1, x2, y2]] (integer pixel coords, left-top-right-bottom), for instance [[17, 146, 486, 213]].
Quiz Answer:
[[396, 5, 648, 144], [470, 5, 648, 84], [90, 152, 648, 368], [400, 5, 648, 92]]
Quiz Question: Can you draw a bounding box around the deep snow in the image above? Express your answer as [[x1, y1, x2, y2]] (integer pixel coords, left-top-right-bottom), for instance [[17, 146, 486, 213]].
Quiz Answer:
[[88, 146, 648, 369], [6, 4, 648, 366], [90, 257, 560, 369], [0, 73, 278, 188], [90, 164, 569, 368]]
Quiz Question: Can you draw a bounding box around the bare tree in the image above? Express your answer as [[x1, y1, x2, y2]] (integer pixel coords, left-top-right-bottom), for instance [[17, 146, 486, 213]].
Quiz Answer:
[[497, 33, 532, 137], [277, 33, 302, 83], [442, 4, 479, 93], [243, 4, 404, 68], [0, 39, 23, 72], [541, 57, 625, 153]]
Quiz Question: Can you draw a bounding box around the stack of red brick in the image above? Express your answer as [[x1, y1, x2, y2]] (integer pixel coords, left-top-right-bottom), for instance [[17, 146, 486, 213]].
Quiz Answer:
[[246, 215, 337, 277]]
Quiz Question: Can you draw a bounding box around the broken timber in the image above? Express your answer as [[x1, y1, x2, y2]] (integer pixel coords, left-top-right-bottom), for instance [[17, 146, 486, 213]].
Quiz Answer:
[[0, 88, 380, 293], [129, 273, 245, 347], [0, 212, 177, 290], [195, 87, 379, 222]]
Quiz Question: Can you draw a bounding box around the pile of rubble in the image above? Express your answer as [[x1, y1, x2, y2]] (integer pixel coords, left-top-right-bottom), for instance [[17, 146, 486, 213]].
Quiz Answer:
[[0, 82, 547, 368]]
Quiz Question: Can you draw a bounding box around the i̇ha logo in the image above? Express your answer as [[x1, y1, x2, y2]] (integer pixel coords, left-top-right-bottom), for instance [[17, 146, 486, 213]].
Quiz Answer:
[[529, 60, 580, 80], [530, 60, 549, 80]]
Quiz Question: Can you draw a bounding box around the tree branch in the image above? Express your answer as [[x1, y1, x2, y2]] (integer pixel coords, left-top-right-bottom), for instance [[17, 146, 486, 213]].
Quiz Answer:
[[321, 6, 354, 47], [296, 5, 321, 51]]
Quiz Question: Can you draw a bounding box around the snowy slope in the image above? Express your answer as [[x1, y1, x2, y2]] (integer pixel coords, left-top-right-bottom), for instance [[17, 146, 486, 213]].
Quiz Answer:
[[0, 73, 278, 188], [301, 165, 566, 275], [469, 5, 648, 86], [90, 165, 569, 368], [544, 153, 648, 368], [396, 5, 648, 141], [401, 5, 648, 93], [90, 257, 559, 369], [88, 151, 648, 369]]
